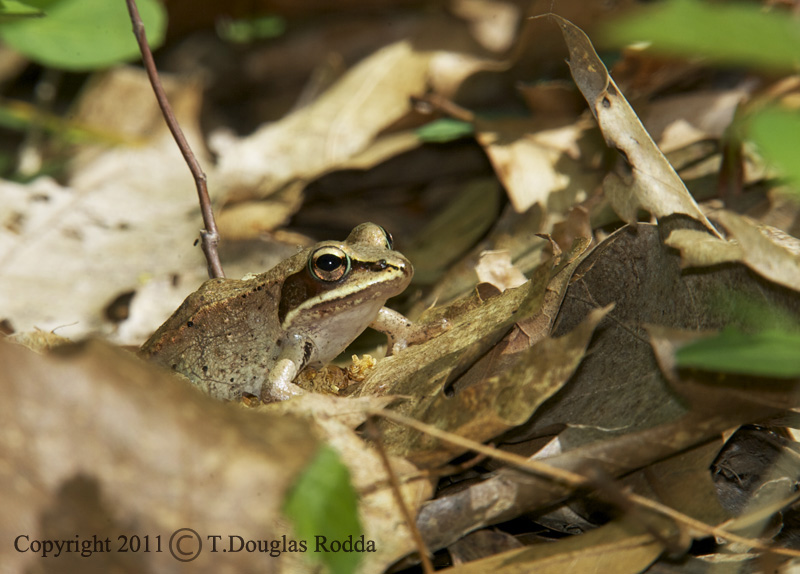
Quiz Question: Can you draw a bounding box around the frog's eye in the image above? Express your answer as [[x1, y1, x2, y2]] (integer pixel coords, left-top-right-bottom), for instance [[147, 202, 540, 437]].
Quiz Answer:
[[378, 225, 394, 250], [309, 246, 351, 282]]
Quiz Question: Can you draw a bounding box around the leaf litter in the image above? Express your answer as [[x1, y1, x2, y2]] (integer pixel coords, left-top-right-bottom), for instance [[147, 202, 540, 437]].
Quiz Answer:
[[2, 3, 800, 573]]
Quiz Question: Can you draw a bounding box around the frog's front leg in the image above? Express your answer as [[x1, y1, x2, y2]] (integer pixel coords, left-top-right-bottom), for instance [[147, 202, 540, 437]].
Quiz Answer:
[[261, 336, 309, 402], [370, 307, 447, 355]]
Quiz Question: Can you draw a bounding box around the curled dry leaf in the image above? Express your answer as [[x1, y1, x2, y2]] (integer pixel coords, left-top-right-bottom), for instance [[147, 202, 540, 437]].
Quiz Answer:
[[550, 15, 721, 237]]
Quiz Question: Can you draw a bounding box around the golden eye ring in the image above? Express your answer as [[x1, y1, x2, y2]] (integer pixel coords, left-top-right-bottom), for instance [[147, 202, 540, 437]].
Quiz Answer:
[[308, 246, 351, 282], [377, 225, 393, 250]]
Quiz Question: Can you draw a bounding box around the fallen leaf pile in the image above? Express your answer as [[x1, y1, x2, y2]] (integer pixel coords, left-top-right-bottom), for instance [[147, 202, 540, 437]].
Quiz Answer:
[[2, 1, 800, 573]]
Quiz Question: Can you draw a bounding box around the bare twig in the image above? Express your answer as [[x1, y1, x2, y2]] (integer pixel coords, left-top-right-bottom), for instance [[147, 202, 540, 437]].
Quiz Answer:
[[373, 408, 800, 560], [364, 416, 435, 574], [125, 0, 225, 279], [411, 93, 476, 123]]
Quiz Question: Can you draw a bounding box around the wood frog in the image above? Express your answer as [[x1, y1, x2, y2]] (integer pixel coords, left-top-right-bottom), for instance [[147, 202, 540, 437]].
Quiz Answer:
[[139, 223, 421, 402]]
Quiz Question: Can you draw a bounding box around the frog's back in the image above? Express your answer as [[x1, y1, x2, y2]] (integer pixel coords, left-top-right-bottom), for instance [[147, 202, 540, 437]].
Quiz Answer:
[[138, 275, 282, 399]]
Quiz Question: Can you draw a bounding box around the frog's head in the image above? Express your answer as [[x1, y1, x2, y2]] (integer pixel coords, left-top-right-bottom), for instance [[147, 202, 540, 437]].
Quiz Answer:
[[277, 223, 412, 355]]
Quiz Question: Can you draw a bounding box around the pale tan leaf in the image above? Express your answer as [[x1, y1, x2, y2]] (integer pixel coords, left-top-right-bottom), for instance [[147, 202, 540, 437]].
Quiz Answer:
[[451, 0, 521, 53], [663, 228, 743, 267], [212, 29, 502, 203], [716, 211, 800, 292], [0, 67, 209, 344], [476, 119, 589, 213], [665, 211, 800, 292], [475, 250, 527, 292]]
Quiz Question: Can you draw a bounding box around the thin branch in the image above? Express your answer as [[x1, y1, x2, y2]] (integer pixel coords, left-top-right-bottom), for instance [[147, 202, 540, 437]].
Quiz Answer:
[[125, 0, 225, 279], [372, 408, 800, 560]]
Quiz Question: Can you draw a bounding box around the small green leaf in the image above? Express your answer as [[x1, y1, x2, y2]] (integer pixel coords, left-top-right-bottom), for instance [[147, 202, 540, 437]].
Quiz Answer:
[[217, 14, 286, 44], [603, 0, 800, 71], [417, 118, 474, 143], [676, 328, 800, 378], [284, 446, 363, 574], [748, 106, 800, 191], [0, 0, 166, 71]]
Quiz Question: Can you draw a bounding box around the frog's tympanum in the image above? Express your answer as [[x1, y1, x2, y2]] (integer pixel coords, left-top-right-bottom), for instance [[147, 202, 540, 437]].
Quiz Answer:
[[139, 223, 415, 402]]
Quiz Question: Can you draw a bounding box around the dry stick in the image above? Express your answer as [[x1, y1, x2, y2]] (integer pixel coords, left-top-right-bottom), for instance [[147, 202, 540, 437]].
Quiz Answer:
[[364, 417, 435, 574], [372, 408, 800, 560], [125, 0, 225, 279]]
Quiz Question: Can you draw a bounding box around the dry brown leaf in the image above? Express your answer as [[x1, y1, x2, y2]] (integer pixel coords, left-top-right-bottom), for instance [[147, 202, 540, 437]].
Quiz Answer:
[[354, 239, 593, 467], [212, 23, 503, 203], [513, 221, 798, 443], [414, 219, 800, 551], [662, 228, 743, 266], [416, 408, 769, 552], [407, 205, 549, 317], [550, 15, 721, 237], [264, 393, 434, 572], [448, 529, 524, 565], [0, 339, 318, 573], [475, 118, 592, 213], [716, 211, 800, 292], [439, 518, 667, 574], [215, 181, 305, 240], [634, 440, 730, 526], [398, 305, 609, 468]]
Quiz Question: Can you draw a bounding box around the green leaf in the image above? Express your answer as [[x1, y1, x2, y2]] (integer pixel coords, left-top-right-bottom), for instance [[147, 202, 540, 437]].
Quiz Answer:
[[748, 106, 800, 191], [0, 0, 44, 18], [284, 446, 363, 574], [603, 0, 800, 71], [417, 118, 474, 143], [675, 328, 800, 378], [0, 0, 167, 71]]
